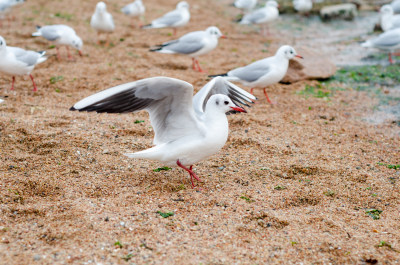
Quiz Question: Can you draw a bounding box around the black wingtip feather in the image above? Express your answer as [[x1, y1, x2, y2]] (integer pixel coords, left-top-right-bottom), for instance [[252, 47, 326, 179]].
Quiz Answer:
[[69, 106, 77, 111], [208, 73, 228, 78]]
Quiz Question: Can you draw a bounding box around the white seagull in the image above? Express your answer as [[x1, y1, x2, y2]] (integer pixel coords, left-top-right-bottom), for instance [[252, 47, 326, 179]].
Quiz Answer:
[[91, 1, 115, 45], [239, 0, 279, 35], [210, 45, 303, 104], [380, 5, 400, 32], [142, 1, 190, 36], [361, 28, 400, 64], [70, 76, 256, 188], [150, 26, 226, 72], [121, 0, 145, 27], [234, 0, 257, 12], [293, 0, 312, 14], [32, 24, 83, 60], [0, 36, 47, 92]]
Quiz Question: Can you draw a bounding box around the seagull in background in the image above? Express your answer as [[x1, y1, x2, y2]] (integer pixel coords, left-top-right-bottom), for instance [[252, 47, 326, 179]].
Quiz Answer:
[[209, 45, 303, 104], [238, 0, 279, 36], [70, 77, 255, 188], [121, 0, 145, 28], [293, 0, 312, 15], [362, 28, 400, 64], [91, 1, 115, 46], [32, 24, 83, 60], [142, 1, 190, 36], [0, 0, 24, 26], [0, 36, 47, 92], [150, 26, 226, 72]]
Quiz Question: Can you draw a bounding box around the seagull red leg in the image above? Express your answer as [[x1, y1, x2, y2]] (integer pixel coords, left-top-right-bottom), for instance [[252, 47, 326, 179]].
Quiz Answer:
[[176, 160, 202, 188], [30, 74, 38, 92], [56, 47, 61, 61], [66, 46, 72, 60], [195, 59, 205, 73], [10, 76, 15, 90], [263, 88, 274, 104], [389, 53, 394, 64], [250, 88, 255, 95], [173, 28, 177, 36], [192, 58, 196, 70]]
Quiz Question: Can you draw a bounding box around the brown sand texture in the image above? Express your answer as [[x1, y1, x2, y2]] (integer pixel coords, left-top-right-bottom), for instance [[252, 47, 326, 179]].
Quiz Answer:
[[0, 0, 399, 264]]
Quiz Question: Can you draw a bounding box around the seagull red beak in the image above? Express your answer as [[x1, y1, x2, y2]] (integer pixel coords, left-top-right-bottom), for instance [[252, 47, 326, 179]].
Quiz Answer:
[[295, 54, 304, 59], [221, 35, 227, 39], [78, 50, 83, 57], [230, 106, 247, 113]]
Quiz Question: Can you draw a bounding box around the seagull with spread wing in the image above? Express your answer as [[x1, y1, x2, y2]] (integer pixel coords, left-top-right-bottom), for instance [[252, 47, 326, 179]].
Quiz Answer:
[[70, 77, 256, 188]]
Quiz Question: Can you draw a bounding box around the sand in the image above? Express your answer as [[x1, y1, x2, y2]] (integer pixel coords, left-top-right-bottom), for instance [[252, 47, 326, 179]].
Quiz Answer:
[[0, 0, 399, 264]]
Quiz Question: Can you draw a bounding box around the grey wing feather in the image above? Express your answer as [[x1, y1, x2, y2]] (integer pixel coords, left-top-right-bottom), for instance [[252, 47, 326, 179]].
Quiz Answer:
[[40, 26, 61, 41], [229, 60, 270, 83], [71, 77, 200, 145], [242, 9, 266, 23], [162, 38, 204, 54], [373, 30, 400, 47], [154, 10, 182, 26], [8, 47, 39, 66], [192, 77, 256, 115]]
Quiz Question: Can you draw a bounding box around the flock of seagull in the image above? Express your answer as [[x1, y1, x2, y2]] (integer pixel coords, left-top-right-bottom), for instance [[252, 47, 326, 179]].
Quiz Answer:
[[0, 0, 399, 188]]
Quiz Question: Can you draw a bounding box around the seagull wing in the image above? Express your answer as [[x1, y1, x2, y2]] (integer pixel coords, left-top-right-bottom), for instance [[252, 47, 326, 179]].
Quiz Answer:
[[152, 9, 182, 27], [228, 58, 271, 83], [159, 31, 206, 54], [192, 77, 256, 115], [70, 76, 201, 145], [372, 29, 400, 48], [40, 26, 62, 41]]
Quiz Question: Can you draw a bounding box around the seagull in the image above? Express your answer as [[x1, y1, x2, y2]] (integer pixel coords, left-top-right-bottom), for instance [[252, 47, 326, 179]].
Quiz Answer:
[[239, 0, 279, 35], [234, 0, 257, 12], [209, 45, 303, 104], [361, 28, 400, 64], [0, 0, 24, 26], [150, 26, 226, 72], [141, 1, 190, 36], [91, 1, 115, 46], [293, 0, 312, 14], [121, 0, 145, 27], [32, 24, 83, 60], [0, 36, 47, 92], [380, 5, 400, 32], [70, 76, 256, 188]]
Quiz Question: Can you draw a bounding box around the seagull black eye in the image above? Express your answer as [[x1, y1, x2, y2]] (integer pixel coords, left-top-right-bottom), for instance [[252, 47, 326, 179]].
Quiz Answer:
[[224, 101, 229, 105]]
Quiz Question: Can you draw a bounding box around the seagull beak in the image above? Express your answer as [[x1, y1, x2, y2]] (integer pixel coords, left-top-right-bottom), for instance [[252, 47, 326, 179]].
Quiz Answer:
[[295, 54, 304, 59], [230, 106, 247, 113], [221, 35, 227, 39]]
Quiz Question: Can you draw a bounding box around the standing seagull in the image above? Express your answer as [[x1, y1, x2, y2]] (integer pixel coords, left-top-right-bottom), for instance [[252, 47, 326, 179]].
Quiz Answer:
[[150, 26, 226, 72], [121, 0, 145, 28], [91, 1, 115, 46], [361, 28, 400, 64], [0, 36, 47, 92], [239, 0, 279, 36], [210, 45, 303, 104], [70, 77, 256, 188], [234, 0, 257, 12], [32, 24, 83, 60], [142, 1, 190, 36]]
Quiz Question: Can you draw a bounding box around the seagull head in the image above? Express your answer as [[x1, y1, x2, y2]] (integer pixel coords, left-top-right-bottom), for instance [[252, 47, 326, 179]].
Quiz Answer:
[[207, 94, 246, 115], [71, 35, 83, 51], [96, 1, 107, 12], [0, 36, 6, 50], [380, 5, 393, 15], [277, 45, 303, 60], [206, 26, 226, 39], [177, 1, 189, 10]]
